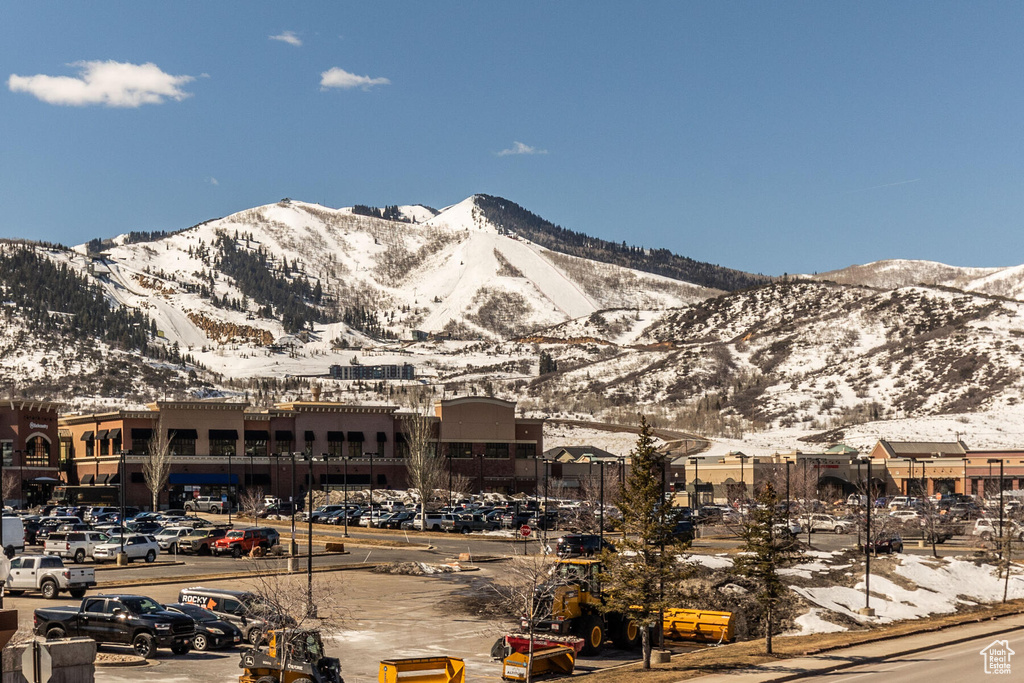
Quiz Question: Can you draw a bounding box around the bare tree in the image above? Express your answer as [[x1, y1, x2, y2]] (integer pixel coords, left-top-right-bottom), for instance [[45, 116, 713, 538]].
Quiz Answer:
[[144, 419, 173, 512], [2, 471, 21, 506], [488, 548, 568, 683], [447, 473, 472, 507], [402, 395, 444, 532], [240, 487, 265, 524]]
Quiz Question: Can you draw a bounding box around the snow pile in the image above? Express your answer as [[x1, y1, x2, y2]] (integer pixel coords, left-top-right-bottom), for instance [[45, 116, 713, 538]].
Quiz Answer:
[[791, 555, 1024, 627], [784, 608, 848, 636]]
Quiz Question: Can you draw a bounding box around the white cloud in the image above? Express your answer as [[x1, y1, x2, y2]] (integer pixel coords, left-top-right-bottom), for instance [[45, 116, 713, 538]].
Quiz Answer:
[[319, 67, 390, 91], [497, 141, 548, 157], [8, 60, 194, 108], [207, 177, 219, 186], [269, 31, 302, 47]]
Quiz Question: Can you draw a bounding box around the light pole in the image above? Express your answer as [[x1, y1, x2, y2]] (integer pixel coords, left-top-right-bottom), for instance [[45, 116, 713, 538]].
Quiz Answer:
[[988, 458, 1004, 546], [689, 456, 700, 509], [289, 451, 299, 557], [447, 453, 453, 508], [118, 449, 127, 565], [321, 452, 330, 506], [342, 456, 350, 537], [227, 449, 233, 525], [477, 454, 485, 497], [598, 460, 605, 547], [247, 446, 255, 498], [367, 451, 375, 512], [306, 452, 316, 617], [858, 454, 874, 617]]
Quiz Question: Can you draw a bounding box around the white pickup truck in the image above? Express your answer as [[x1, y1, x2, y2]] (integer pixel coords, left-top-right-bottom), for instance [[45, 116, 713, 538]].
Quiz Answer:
[[43, 531, 111, 563], [4, 555, 96, 599]]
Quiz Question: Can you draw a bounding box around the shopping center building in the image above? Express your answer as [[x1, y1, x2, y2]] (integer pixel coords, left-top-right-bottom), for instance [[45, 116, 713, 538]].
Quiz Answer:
[[58, 396, 544, 508]]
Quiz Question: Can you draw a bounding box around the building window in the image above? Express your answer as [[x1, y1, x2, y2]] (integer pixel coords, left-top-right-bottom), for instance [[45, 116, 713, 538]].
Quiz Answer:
[[484, 443, 509, 459], [448, 443, 473, 459], [348, 440, 365, 459], [515, 443, 536, 459], [99, 439, 109, 456], [169, 437, 196, 456], [85, 441, 94, 458], [244, 440, 269, 458], [210, 439, 236, 457], [327, 432, 344, 457], [1, 441, 12, 467], [25, 437, 49, 466]]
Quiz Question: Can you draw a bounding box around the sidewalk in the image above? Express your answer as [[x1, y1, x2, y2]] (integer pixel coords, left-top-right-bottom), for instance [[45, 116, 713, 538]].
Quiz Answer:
[[689, 611, 1024, 682]]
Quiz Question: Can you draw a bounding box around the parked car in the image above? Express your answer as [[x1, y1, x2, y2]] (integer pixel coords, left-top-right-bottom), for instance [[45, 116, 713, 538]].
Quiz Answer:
[[162, 602, 243, 651], [178, 586, 293, 647], [802, 513, 851, 534], [4, 555, 95, 599], [43, 531, 110, 563], [92, 534, 160, 563], [967, 518, 1024, 541], [890, 510, 925, 525], [381, 511, 417, 529], [441, 513, 497, 534], [212, 527, 279, 557], [555, 534, 614, 558], [0, 515, 25, 556], [176, 527, 229, 555], [154, 527, 194, 553], [35, 594, 194, 658], [410, 513, 447, 532], [862, 532, 904, 554], [35, 516, 83, 543]]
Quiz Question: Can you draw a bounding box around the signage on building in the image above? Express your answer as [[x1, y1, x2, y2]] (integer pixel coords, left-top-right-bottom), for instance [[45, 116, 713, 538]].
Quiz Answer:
[[29, 422, 49, 430]]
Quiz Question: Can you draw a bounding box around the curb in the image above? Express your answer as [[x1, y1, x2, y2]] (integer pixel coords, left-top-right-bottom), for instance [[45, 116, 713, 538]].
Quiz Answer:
[[686, 609, 1024, 683], [97, 561, 381, 589], [95, 655, 150, 668]]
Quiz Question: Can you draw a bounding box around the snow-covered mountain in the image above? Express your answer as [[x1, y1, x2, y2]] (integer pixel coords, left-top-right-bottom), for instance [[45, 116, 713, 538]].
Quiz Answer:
[[807, 259, 1024, 300], [7, 195, 1024, 453]]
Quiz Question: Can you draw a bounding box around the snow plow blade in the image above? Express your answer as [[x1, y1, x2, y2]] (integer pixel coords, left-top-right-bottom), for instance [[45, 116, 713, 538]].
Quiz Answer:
[[503, 633, 585, 656], [662, 608, 734, 643], [378, 656, 465, 683], [502, 645, 576, 681]]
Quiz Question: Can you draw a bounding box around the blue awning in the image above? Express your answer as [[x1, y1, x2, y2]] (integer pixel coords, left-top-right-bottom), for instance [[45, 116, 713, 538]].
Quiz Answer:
[[169, 473, 239, 485]]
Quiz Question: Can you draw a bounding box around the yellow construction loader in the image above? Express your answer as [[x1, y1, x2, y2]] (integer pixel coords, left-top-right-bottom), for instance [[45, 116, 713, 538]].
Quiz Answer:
[[238, 629, 343, 683]]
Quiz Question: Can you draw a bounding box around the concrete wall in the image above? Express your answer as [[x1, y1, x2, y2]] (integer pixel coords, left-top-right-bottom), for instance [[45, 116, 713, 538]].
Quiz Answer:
[[3, 637, 96, 683]]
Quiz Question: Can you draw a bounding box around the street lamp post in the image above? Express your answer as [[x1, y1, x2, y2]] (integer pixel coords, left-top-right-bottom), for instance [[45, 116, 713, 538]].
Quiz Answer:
[[227, 449, 233, 525], [118, 449, 127, 565], [598, 460, 605, 547], [306, 452, 315, 617], [368, 451, 375, 511], [988, 458, 1004, 547], [477, 454, 485, 497], [689, 456, 700, 509], [858, 454, 874, 616], [290, 451, 298, 558], [448, 453, 453, 507], [342, 456, 350, 537]]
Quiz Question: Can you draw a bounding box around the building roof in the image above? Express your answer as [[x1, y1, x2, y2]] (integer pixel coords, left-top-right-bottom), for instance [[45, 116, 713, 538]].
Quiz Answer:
[[876, 440, 968, 458], [825, 444, 859, 454], [543, 446, 619, 463]]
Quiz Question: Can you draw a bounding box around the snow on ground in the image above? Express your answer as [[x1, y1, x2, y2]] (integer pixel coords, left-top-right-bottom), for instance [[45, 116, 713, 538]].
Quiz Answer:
[[543, 422, 662, 456], [791, 554, 1024, 628], [690, 554, 735, 570], [783, 608, 848, 636]]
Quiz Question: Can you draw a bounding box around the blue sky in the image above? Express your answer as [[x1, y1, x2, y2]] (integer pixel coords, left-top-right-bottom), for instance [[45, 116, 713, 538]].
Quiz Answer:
[[3, 3, 1024, 276]]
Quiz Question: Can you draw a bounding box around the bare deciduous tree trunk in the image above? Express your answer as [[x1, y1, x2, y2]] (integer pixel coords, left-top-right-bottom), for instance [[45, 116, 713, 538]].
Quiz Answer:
[[402, 395, 444, 531], [144, 419, 174, 512]]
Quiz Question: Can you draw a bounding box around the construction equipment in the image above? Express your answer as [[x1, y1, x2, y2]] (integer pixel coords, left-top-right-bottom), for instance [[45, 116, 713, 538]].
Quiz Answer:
[[526, 558, 734, 656], [238, 629, 343, 683], [378, 656, 465, 683], [501, 645, 575, 681]]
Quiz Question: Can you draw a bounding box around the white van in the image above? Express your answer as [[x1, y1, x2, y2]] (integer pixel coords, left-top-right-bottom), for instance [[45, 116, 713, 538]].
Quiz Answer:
[[0, 516, 25, 557]]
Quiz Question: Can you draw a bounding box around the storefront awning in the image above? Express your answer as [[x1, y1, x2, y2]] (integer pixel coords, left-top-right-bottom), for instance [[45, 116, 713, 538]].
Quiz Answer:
[[327, 431, 345, 442], [377, 432, 388, 443], [131, 428, 153, 440], [80, 474, 95, 485], [209, 429, 238, 440], [347, 431, 364, 442], [96, 430, 109, 440], [395, 433, 408, 444], [170, 429, 198, 439], [304, 431, 316, 442], [244, 430, 269, 441], [275, 430, 293, 442], [168, 473, 239, 485], [108, 428, 121, 440], [81, 431, 94, 442]]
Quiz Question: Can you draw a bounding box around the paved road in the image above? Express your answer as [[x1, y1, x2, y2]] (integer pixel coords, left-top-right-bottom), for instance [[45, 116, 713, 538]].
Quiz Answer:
[[815, 628, 1024, 681]]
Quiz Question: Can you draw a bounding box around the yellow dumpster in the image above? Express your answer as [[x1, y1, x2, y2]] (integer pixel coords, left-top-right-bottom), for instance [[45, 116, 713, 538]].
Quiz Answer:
[[502, 645, 576, 681], [662, 608, 734, 643], [378, 657, 465, 683]]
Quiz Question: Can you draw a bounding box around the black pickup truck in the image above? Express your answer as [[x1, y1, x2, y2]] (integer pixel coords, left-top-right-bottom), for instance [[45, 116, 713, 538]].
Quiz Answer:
[[34, 594, 195, 658]]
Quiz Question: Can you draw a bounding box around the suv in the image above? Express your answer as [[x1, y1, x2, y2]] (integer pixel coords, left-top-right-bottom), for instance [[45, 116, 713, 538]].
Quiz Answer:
[[177, 527, 229, 555], [184, 496, 229, 514], [212, 527, 279, 558], [178, 586, 292, 646], [555, 534, 614, 558], [802, 513, 850, 534]]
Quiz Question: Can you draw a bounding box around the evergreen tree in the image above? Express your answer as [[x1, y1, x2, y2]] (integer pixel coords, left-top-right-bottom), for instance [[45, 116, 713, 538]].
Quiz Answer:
[[599, 415, 690, 669], [732, 481, 804, 654]]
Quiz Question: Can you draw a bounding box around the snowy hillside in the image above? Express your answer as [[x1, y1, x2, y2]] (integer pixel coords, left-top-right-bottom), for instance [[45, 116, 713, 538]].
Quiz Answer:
[[808, 259, 1024, 300]]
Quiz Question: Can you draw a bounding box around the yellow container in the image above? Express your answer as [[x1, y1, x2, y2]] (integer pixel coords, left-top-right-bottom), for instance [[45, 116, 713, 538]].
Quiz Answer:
[[378, 657, 466, 683], [662, 608, 734, 643]]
